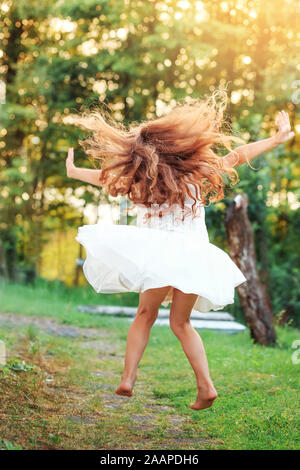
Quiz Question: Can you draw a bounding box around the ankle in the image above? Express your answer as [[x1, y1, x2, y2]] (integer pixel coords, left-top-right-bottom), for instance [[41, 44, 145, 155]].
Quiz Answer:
[[121, 371, 137, 382], [197, 379, 215, 391]]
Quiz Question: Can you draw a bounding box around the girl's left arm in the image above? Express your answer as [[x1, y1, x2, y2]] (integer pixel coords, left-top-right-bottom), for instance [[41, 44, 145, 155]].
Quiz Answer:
[[222, 110, 295, 168], [66, 148, 102, 187]]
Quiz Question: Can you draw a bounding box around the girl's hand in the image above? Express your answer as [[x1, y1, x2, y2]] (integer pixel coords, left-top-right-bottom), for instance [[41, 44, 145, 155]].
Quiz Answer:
[[274, 110, 295, 144], [66, 147, 77, 177]]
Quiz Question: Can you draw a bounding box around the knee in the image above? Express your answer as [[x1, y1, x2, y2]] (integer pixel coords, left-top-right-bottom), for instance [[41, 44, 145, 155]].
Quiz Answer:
[[169, 319, 191, 336], [136, 304, 158, 325]]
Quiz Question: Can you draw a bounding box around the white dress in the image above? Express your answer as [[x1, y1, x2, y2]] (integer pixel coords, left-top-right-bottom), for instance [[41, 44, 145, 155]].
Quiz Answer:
[[75, 183, 247, 313]]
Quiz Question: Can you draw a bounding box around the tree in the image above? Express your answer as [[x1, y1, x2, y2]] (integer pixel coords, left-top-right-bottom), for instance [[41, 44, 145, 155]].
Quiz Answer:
[[0, 0, 299, 326]]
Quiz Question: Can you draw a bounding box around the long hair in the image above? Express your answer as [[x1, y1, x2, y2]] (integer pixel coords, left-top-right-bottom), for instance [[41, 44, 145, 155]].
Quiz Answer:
[[72, 88, 254, 219]]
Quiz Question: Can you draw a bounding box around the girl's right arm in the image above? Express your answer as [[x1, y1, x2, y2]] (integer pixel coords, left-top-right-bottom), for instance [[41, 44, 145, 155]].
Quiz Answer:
[[222, 110, 295, 168], [66, 148, 102, 187]]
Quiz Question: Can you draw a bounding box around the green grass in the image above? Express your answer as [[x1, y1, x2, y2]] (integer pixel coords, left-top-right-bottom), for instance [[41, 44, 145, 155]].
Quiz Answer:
[[0, 277, 142, 329], [0, 278, 299, 450]]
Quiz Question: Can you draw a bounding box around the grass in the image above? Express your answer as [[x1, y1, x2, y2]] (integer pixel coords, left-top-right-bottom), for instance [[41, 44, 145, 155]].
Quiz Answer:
[[0, 278, 299, 450], [0, 277, 142, 329]]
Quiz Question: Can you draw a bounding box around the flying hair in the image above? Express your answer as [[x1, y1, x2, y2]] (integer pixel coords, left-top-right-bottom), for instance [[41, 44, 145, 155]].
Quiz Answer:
[[72, 87, 255, 220]]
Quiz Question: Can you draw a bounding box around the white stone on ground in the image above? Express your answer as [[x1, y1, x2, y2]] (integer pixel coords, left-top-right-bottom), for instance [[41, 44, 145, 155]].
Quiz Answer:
[[77, 305, 247, 333]]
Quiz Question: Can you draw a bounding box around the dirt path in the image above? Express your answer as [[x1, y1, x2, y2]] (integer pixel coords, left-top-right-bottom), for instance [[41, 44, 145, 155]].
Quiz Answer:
[[0, 311, 218, 450], [0, 311, 104, 338]]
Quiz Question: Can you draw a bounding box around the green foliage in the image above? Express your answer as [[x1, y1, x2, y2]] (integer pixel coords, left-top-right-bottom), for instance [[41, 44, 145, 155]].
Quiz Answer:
[[0, 439, 23, 450], [1, 357, 36, 374], [0, 0, 299, 326]]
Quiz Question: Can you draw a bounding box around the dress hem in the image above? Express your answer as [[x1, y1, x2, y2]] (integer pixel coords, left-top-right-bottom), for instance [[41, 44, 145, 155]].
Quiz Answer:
[[79, 239, 247, 313], [76, 222, 248, 314]]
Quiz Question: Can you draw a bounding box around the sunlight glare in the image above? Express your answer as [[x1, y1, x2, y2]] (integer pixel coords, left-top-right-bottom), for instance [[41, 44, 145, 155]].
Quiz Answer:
[[50, 18, 76, 33], [177, 0, 190, 9], [1, 3, 10, 13], [242, 56, 252, 64]]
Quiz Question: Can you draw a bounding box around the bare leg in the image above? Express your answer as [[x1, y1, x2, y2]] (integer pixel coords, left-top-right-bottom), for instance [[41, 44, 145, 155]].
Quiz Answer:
[[115, 285, 172, 397], [169, 288, 218, 410]]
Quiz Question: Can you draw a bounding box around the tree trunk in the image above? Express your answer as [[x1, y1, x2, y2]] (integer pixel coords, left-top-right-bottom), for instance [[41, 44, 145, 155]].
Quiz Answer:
[[224, 193, 277, 346], [3, 230, 18, 282], [0, 241, 9, 280]]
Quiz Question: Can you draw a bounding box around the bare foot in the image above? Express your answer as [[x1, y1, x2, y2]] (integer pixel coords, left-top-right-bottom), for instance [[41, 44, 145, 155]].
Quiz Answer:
[[115, 374, 137, 397], [189, 385, 218, 411]]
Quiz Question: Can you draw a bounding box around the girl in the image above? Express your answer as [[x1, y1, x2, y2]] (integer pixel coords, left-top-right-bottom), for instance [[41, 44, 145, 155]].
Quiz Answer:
[[66, 90, 294, 410]]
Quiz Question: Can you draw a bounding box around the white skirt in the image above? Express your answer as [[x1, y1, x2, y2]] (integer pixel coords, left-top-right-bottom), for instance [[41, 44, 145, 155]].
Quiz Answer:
[[75, 223, 247, 313]]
